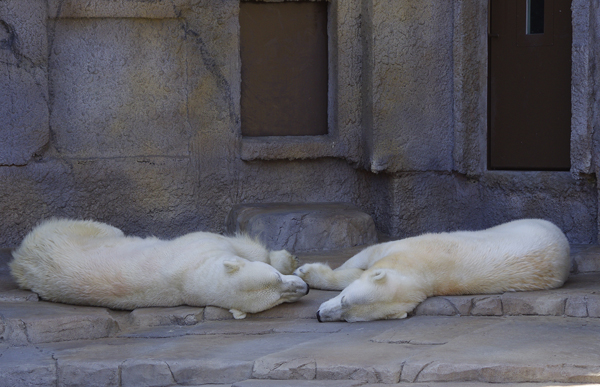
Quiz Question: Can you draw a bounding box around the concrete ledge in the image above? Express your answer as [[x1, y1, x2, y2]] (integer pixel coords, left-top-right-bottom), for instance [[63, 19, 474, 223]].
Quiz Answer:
[[225, 203, 378, 253], [571, 244, 600, 273], [48, 0, 187, 19], [414, 273, 600, 318]]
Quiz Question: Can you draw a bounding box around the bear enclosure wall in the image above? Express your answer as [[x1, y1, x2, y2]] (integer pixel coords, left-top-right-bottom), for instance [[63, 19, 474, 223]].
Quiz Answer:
[[0, 0, 599, 248]]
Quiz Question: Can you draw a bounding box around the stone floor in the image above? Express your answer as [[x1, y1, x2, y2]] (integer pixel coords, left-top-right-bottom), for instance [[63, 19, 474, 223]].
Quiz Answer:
[[1, 246, 600, 386]]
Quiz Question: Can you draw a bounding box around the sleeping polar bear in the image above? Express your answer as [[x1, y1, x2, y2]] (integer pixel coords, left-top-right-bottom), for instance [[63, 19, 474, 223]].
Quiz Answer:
[[10, 219, 309, 319], [295, 219, 570, 322]]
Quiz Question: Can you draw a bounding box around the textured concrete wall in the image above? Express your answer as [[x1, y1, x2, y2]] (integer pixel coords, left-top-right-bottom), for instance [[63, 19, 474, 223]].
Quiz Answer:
[[0, 0, 599, 248], [0, 0, 48, 166], [364, 0, 455, 173]]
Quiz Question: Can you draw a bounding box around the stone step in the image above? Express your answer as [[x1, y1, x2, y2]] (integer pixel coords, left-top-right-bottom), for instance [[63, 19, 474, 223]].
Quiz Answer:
[[5, 316, 600, 386], [3, 240, 600, 386], [3, 315, 600, 386], [233, 382, 596, 387], [2, 272, 600, 346], [225, 202, 378, 253], [571, 244, 600, 273]]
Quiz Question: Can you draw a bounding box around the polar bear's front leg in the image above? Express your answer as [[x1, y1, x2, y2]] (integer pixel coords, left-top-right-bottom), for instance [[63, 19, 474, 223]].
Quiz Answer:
[[268, 250, 300, 275], [294, 263, 363, 291]]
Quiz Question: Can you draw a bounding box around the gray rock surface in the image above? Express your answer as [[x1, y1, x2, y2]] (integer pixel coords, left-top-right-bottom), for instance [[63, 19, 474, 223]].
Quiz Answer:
[[2, 0, 599, 249], [226, 203, 378, 252]]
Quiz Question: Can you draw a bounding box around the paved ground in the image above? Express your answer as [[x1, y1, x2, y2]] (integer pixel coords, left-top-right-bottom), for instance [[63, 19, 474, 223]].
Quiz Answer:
[[1, 246, 600, 387]]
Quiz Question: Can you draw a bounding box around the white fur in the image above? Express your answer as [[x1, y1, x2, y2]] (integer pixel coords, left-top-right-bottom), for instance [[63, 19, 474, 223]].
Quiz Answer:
[[295, 219, 571, 322], [10, 219, 308, 318]]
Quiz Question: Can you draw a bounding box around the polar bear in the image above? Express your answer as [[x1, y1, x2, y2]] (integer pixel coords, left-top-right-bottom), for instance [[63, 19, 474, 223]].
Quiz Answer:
[[10, 218, 309, 319], [295, 219, 570, 322]]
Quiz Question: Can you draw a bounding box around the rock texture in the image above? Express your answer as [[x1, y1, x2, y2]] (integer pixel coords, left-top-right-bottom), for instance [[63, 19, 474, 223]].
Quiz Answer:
[[1, 0, 599, 249], [226, 203, 378, 252]]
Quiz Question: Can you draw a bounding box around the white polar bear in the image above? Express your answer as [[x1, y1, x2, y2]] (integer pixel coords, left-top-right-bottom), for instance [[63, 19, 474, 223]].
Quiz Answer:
[[295, 219, 570, 322], [10, 218, 309, 319]]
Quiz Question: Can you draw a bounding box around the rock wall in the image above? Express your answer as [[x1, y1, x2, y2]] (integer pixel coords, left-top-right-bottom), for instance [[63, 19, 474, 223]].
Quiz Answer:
[[0, 0, 598, 247]]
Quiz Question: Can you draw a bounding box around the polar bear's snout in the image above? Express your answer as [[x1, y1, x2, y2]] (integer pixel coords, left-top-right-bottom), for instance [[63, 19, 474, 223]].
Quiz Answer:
[[281, 274, 310, 301], [315, 294, 346, 322]]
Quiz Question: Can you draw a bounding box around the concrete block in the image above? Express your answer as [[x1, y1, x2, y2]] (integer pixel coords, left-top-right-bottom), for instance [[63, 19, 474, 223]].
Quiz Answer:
[[446, 296, 474, 315], [0, 346, 57, 386], [571, 244, 600, 273], [233, 380, 365, 387], [0, 302, 118, 344], [121, 359, 175, 387], [57, 360, 120, 387], [587, 294, 600, 318], [470, 296, 503, 316], [565, 295, 589, 317], [253, 357, 317, 381], [168, 358, 253, 385], [226, 203, 378, 252], [414, 297, 458, 316], [502, 293, 567, 316]]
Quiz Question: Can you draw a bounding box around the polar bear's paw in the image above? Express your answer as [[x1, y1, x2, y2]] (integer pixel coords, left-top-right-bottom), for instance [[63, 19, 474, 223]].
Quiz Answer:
[[269, 250, 300, 275], [230, 309, 247, 319], [294, 263, 341, 290]]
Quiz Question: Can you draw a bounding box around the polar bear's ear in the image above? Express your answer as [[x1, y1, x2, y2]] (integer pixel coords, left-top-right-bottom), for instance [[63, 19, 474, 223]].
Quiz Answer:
[[223, 259, 243, 274], [371, 269, 387, 283]]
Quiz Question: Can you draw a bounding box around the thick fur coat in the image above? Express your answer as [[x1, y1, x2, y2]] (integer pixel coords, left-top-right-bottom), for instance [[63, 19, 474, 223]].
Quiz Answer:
[[10, 219, 308, 319], [295, 219, 571, 322]]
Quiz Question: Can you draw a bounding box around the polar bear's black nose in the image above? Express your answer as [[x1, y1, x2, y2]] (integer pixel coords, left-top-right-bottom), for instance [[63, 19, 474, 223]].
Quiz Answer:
[[316, 310, 322, 323], [305, 284, 310, 295]]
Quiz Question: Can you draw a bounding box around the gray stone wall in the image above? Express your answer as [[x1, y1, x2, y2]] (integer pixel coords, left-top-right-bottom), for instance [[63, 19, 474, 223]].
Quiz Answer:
[[1, 0, 599, 248]]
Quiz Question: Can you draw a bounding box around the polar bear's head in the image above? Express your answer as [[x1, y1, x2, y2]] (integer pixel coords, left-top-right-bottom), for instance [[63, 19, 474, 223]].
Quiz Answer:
[[315, 268, 426, 322], [216, 258, 309, 319]]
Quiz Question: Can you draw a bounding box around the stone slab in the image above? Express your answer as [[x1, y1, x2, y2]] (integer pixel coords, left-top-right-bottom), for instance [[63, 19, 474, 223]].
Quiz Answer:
[[0, 345, 57, 387], [399, 316, 600, 384], [1, 314, 600, 385], [225, 203, 378, 252], [234, 380, 597, 387], [0, 301, 118, 345], [413, 273, 600, 319], [234, 380, 365, 387], [252, 320, 417, 384], [41, 331, 327, 386], [571, 244, 600, 273]]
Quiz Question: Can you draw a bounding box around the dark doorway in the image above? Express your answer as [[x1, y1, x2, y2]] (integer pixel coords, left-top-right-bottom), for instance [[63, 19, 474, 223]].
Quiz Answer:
[[488, 0, 572, 170], [240, 1, 328, 137]]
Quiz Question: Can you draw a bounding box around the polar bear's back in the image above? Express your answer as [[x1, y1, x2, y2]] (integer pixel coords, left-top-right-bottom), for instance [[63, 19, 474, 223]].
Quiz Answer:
[[10, 219, 125, 289], [394, 219, 571, 295]]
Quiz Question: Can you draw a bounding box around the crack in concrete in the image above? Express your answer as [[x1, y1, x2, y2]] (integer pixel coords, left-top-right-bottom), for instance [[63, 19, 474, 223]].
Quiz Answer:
[[412, 360, 434, 383], [165, 361, 177, 384], [51, 352, 59, 387], [19, 318, 31, 344], [397, 362, 405, 383]]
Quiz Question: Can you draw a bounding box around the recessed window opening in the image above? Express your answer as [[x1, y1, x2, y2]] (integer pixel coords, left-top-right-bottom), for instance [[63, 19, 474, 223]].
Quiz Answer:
[[527, 0, 545, 34], [240, 1, 329, 137]]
